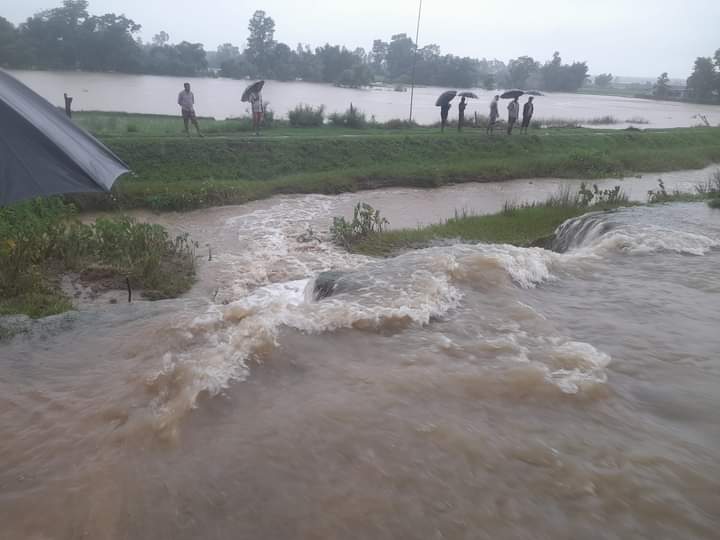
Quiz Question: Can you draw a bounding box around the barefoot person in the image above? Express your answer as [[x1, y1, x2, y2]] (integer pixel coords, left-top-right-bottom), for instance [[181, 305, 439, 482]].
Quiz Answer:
[[177, 82, 202, 137], [521, 96, 535, 134]]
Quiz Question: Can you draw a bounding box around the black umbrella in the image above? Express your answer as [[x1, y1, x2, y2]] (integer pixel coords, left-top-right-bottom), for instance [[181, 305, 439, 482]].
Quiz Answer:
[[435, 90, 457, 106], [0, 69, 130, 207], [457, 92, 479, 99], [242, 80, 265, 102], [500, 90, 525, 99], [526, 90, 544, 96]]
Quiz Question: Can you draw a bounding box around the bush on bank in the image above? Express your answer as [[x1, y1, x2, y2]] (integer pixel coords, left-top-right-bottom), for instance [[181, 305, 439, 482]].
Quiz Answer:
[[0, 198, 196, 318]]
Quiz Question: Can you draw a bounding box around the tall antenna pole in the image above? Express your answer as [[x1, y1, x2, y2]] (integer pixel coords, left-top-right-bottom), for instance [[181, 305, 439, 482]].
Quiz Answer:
[[409, 0, 423, 123]]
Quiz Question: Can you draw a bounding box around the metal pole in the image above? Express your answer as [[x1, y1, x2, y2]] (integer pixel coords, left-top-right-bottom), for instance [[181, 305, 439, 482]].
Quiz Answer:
[[409, 0, 423, 123]]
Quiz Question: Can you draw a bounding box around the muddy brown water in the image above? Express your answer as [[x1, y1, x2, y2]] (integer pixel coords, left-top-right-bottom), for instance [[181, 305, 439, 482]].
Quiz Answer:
[[2, 169, 720, 539]]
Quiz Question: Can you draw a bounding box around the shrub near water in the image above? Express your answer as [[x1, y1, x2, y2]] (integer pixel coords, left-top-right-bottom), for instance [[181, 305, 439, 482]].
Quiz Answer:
[[329, 104, 367, 128], [288, 104, 326, 127], [0, 198, 196, 318]]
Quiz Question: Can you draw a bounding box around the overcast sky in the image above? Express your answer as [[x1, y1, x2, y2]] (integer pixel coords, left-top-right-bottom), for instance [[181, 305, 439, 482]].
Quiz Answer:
[[4, 0, 719, 78]]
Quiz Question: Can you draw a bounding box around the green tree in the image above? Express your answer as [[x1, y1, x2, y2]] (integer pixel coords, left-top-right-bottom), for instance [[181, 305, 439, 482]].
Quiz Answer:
[[594, 73, 613, 88], [0, 17, 19, 66], [79, 13, 142, 72], [19, 0, 92, 68], [245, 10, 275, 74], [653, 72, 671, 98], [507, 56, 539, 89], [370, 39, 388, 76], [152, 31, 169, 46], [686, 58, 717, 102], [481, 73, 496, 90], [216, 43, 239, 65], [386, 33, 414, 81]]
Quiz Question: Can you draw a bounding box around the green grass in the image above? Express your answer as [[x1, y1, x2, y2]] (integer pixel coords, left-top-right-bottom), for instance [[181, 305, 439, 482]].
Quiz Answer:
[[346, 184, 632, 257], [0, 199, 197, 318], [0, 288, 73, 319], [350, 206, 589, 256], [70, 126, 720, 211]]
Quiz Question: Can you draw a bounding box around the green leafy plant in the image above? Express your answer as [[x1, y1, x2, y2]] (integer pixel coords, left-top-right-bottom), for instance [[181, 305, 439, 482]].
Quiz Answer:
[[329, 104, 367, 129], [330, 202, 389, 248]]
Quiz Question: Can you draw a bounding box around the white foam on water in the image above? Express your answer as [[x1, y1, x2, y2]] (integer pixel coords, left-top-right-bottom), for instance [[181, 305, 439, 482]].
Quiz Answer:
[[584, 225, 718, 257], [543, 340, 612, 394]]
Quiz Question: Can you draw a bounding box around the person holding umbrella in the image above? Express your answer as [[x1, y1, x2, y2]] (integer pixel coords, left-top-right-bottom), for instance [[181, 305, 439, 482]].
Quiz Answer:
[[487, 95, 500, 135], [521, 96, 535, 134], [250, 91, 263, 135], [507, 96, 520, 135], [440, 101, 452, 132], [436, 90, 456, 133], [242, 81, 266, 136]]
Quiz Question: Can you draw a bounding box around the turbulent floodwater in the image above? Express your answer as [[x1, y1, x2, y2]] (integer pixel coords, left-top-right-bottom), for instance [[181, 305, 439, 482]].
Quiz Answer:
[[7, 69, 720, 128], [1, 173, 720, 539]]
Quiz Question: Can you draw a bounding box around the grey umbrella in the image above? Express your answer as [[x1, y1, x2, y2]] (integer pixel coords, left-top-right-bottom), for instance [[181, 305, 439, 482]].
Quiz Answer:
[[435, 90, 457, 106], [457, 92, 479, 99], [242, 80, 265, 102], [0, 69, 130, 207], [500, 90, 525, 99]]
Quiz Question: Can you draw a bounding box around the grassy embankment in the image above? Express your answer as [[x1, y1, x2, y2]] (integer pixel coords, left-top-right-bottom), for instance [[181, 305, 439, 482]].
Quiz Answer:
[[340, 172, 720, 257], [341, 186, 631, 257], [66, 115, 720, 211], [0, 199, 196, 321]]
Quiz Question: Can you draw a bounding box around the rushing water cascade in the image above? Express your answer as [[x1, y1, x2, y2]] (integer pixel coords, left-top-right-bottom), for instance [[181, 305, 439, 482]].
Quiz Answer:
[[1, 179, 719, 539]]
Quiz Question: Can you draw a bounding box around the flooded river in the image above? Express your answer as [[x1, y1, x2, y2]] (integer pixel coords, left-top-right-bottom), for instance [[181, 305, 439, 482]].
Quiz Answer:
[[7, 69, 720, 128], [1, 170, 720, 539]]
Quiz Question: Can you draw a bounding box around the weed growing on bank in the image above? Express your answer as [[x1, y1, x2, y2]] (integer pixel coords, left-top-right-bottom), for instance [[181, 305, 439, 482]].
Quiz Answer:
[[330, 202, 389, 249], [328, 104, 368, 128], [288, 104, 325, 127], [0, 198, 196, 318]]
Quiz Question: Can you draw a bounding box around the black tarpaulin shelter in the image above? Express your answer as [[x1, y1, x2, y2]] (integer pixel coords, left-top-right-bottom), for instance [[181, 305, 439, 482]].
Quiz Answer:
[[0, 69, 130, 206]]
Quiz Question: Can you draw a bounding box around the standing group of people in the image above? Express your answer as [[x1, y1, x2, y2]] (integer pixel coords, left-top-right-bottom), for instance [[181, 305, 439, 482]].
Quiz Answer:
[[177, 82, 264, 137], [487, 95, 535, 135], [505, 96, 534, 134], [441, 94, 535, 135]]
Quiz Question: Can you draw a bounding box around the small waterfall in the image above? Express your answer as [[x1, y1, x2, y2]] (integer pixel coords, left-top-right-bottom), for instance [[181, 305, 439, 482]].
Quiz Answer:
[[550, 212, 613, 253]]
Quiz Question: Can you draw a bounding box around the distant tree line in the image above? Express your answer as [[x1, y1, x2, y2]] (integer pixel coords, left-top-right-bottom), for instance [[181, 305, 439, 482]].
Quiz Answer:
[[651, 49, 720, 104], [0, 1, 591, 92]]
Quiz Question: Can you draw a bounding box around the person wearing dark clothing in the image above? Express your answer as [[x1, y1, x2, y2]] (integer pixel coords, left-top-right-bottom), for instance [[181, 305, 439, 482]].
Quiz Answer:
[[487, 95, 500, 134], [507, 97, 519, 135], [457, 97, 467, 132], [521, 97, 534, 134], [440, 102, 452, 132]]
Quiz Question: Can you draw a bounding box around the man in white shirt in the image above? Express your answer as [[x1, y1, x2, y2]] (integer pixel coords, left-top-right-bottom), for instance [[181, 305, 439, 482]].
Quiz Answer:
[[177, 82, 203, 137]]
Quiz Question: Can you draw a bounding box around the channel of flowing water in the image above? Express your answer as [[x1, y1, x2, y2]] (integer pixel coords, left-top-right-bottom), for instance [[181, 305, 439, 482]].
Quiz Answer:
[[1, 168, 719, 539]]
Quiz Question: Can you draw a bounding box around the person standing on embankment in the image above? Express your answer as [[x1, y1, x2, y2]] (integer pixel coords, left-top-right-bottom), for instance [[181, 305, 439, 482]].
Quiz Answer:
[[177, 82, 203, 137], [440, 101, 452, 132], [507, 97, 519, 135], [250, 91, 263, 136], [487, 95, 500, 134], [521, 96, 534, 134], [458, 97, 467, 132]]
